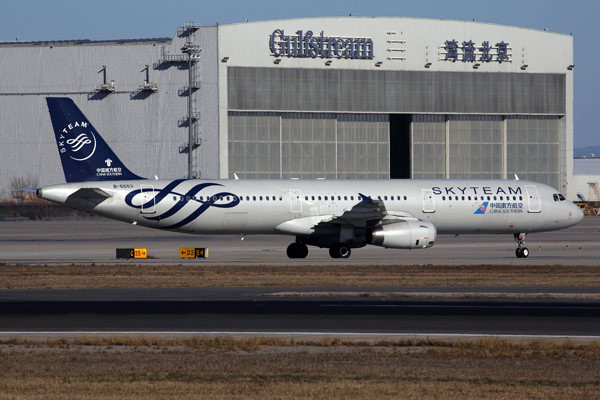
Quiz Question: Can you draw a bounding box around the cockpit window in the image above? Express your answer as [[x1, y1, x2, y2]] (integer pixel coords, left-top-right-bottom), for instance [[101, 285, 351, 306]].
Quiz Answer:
[[558, 194, 566, 201], [553, 194, 559, 201]]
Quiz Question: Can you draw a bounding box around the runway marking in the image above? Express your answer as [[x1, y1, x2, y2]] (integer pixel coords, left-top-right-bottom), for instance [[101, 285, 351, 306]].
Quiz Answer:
[[267, 291, 600, 300], [1, 331, 600, 340], [320, 304, 600, 309]]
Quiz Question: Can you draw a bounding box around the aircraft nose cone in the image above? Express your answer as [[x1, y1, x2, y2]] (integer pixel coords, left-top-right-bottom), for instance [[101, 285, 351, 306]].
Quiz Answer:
[[573, 203, 584, 223]]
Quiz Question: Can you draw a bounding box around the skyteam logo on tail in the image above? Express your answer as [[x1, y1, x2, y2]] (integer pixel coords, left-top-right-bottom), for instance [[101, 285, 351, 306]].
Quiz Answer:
[[57, 121, 97, 161], [474, 202, 489, 214]]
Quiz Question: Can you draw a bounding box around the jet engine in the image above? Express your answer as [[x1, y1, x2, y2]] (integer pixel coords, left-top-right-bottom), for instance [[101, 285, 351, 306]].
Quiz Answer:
[[366, 220, 436, 249]]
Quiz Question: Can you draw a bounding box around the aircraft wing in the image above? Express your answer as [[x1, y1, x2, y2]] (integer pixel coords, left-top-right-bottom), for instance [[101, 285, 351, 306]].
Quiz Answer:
[[274, 193, 415, 235], [315, 193, 416, 228]]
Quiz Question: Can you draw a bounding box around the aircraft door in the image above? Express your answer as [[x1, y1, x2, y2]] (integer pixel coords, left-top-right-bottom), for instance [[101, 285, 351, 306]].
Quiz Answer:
[[289, 189, 302, 212], [525, 185, 541, 213], [140, 185, 156, 214], [422, 189, 435, 213]]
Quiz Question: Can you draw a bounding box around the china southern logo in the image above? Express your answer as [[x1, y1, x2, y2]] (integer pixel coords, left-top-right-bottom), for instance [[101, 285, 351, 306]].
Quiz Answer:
[[474, 202, 489, 214]]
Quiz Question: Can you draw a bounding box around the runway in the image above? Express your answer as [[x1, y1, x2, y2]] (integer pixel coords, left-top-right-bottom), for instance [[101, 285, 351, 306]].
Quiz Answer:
[[0, 287, 599, 339], [1, 216, 599, 265], [1, 218, 599, 340]]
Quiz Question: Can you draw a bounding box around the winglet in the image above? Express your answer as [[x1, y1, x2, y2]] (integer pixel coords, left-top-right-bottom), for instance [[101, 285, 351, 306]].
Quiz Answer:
[[359, 193, 372, 207]]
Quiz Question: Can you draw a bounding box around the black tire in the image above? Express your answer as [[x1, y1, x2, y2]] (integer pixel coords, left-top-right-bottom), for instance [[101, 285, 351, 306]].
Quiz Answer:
[[330, 244, 351, 259], [286, 243, 297, 258], [296, 243, 308, 258], [329, 246, 339, 259], [516, 248, 523, 258], [287, 243, 308, 259], [521, 247, 529, 258]]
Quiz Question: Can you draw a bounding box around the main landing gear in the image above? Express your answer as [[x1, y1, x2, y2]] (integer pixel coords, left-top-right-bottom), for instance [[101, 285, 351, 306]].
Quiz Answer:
[[286, 243, 308, 259], [329, 243, 351, 259], [514, 233, 529, 258]]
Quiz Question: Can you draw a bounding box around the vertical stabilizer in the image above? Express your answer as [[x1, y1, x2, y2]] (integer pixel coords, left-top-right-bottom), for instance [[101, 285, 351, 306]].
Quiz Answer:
[[46, 97, 143, 182]]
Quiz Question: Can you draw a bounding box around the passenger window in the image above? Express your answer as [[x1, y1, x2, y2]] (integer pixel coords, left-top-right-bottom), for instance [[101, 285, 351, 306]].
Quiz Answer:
[[499, 196, 503, 200], [351, 196, 354, 200], [227, 196, 230, 201], [325, 196, 328, 201], [219, 196, 223, 201], [173, 196, 176, 201], [246, 196, 249, 201], [344, 196, 347, 200], [279, 196, 283, 201], [493, 196, 497, 201], [519, 196, 523, 201], [318, 196, 321, 200], [259, 196, 263, 201], [378, 196, 381, 200], [461, 196, 464, 200], [253, 196, 256, 201], [266, 196, 269, 201], [384, 196, 388, 200], [487, 196, 491, 201], [442, 196, 446, 200], [305, 196, 308, 201], [468, 196, 471, 200], [338, 196, 341, 200], [455, 196, 458, 201], [512, 196, 516, 201], [404, 196, 407, 200], [311, 196, 315, 200], [391, 196, 394, 200]]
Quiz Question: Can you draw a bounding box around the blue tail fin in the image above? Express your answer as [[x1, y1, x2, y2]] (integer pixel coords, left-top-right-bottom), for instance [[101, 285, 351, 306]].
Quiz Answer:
[[46, 97, 143, 182]]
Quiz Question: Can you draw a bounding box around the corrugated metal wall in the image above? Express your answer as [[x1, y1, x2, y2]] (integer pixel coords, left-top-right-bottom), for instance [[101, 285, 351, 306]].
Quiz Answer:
[[228, 112, 389, 179], [0, 26, 219, 197]]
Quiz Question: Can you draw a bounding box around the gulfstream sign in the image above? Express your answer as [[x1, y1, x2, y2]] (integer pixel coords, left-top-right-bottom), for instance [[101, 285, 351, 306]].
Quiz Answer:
[[269, 29, 374, 59]]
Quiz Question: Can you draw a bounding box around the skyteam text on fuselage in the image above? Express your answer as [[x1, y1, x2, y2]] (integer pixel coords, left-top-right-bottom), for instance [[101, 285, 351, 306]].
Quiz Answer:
[[37, 98, 583, 259]]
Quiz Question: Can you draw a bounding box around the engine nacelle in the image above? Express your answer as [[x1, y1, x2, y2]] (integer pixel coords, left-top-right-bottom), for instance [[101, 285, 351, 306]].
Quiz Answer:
[[366, 220, 436, 249]]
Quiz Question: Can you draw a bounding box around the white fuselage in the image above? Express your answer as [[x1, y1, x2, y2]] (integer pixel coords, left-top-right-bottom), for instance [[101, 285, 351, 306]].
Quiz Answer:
[[39, 178, 583, 238]]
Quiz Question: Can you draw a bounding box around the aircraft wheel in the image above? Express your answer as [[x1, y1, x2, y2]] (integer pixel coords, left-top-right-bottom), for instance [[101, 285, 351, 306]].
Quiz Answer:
[[329, 247, 339, 258], [521, 247, 529, 258], [296, 243, 308, 258], [330, 244, 351, 259], [287, 243, 308, 259], [515, 248, 523, 258]]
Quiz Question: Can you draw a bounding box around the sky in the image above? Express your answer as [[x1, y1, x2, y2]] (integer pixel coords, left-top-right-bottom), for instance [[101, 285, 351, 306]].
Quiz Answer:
[[1, 0, 598, 148]]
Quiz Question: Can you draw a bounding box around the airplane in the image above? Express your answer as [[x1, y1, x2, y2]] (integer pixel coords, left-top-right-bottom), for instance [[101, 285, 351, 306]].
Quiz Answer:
[[36, 97, 584, 259]]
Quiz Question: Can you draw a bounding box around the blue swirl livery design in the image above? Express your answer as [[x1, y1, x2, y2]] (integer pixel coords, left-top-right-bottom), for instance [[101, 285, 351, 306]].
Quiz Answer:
[[125, 180, 240, 229], [46, 97, 141, 182]]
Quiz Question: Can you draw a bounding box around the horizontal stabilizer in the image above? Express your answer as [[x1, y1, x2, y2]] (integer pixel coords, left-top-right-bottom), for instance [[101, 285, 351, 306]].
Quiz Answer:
[[68, 188, 112, 200]]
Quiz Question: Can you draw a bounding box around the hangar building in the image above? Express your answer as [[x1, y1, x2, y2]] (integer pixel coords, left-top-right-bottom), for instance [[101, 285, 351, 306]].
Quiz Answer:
[[0, 18, 575, 198]]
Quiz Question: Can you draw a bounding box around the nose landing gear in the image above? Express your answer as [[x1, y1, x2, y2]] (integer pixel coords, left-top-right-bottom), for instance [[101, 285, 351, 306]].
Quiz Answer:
[[514, 233, 529, 258]]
